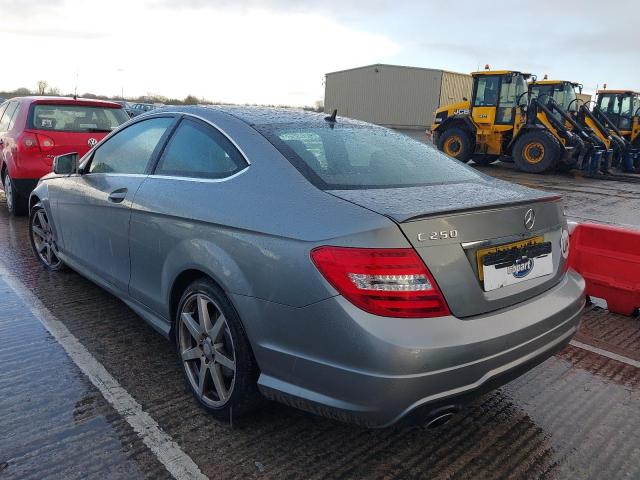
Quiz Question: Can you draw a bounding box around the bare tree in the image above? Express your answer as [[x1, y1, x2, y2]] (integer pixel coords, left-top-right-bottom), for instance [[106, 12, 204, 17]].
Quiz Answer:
[[183, 95, 199, 105], [48, 86, 61, 96], [37, 80, 48, 95]]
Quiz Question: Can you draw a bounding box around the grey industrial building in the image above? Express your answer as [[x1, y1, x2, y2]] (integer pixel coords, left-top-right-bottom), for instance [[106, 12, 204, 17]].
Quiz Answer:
[[324, 64, 472, 129]]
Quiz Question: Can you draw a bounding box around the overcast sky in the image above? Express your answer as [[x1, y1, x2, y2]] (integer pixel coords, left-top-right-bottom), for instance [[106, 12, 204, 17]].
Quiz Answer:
[[1, 0, 638, 105]]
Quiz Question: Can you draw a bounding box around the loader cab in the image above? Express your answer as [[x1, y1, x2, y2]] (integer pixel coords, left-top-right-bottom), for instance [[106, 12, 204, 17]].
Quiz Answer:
[[596, 91, 639, 133], [529, 81, 580, 112], [471, 71, 529, 126]]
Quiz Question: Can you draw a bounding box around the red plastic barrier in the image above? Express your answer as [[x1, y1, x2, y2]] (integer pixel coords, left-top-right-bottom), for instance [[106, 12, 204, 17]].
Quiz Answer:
[[568, 222, 640, 316]]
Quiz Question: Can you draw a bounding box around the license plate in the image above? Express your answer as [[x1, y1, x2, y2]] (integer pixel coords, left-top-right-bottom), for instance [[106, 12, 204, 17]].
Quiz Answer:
[[476, 237, 553, 291]]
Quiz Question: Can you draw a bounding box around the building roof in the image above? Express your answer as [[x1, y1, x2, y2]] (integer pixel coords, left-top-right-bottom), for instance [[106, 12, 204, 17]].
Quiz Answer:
[[325, 63, 470, 77]]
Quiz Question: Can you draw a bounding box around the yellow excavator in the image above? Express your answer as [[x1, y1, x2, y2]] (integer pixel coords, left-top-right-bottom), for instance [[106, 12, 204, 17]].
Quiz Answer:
[[431, 67, 584, 173]]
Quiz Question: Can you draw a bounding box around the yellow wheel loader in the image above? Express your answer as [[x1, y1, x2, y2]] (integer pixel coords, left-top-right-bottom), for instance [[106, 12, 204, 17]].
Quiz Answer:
[[596, 90, 640, 146], [529, 80, 633, 173], [595, 90, 640, 172], [431, 69, 584, 173]]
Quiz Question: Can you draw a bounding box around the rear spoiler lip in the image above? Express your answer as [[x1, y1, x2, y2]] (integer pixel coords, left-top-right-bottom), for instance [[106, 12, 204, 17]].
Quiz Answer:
[[401, 195, 563, 223]]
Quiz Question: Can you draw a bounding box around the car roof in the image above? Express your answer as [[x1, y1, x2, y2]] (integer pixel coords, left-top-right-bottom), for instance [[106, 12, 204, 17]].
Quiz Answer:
[[152, 105, 373, 128], [10, 96, 122, 108]]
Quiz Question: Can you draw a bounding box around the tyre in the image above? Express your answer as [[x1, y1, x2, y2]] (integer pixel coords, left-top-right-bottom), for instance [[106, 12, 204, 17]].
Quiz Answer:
[[472, 155, 499, 166], [4, 172, 28, 216], [437, 127, 474, 163], [29, 204, 67, 271], [513, 130, 561, 173], [176, 278, 260, 419]]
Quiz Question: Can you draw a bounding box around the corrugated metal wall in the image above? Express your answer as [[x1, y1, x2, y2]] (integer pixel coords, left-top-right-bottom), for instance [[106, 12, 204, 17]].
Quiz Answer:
[[324, 65, 445, 129], [439, 71, 473, 107]]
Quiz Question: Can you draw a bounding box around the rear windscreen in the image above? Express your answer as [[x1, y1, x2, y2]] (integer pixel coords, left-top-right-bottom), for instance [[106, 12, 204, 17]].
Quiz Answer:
[[29, 104, 129, 133], [257, 123, 482, 189]]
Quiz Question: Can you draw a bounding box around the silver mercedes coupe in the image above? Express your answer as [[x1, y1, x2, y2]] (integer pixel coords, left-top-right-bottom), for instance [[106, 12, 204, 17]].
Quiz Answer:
[[28, 106, 585, 427]]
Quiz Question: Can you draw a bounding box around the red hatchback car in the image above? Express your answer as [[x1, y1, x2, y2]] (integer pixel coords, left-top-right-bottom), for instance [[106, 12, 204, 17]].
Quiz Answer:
[[0, 97, 129, 215]]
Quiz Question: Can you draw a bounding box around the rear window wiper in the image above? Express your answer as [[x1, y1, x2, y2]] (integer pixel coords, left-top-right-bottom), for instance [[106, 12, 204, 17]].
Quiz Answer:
[[83, 128, 113, 132]]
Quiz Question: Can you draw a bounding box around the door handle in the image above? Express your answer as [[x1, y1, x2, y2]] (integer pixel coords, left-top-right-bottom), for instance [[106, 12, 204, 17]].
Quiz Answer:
[[107, 188, 128, 203]]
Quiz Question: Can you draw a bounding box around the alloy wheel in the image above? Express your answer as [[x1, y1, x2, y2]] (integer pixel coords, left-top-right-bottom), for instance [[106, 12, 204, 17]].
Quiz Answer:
[[178, 293, 236, 407], [31, 209, 63, 269]]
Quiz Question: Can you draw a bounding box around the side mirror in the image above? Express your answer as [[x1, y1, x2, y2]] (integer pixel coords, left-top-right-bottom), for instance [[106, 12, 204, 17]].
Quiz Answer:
[[53, 152, 79, 175]]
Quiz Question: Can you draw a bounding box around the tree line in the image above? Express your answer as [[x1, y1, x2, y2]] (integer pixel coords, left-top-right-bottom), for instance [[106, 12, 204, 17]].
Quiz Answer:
[[0, 81, 324, 112]]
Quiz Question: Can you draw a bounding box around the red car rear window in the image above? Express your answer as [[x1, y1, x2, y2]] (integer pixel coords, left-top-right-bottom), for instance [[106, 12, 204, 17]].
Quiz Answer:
[[29, 104, 129, 133]]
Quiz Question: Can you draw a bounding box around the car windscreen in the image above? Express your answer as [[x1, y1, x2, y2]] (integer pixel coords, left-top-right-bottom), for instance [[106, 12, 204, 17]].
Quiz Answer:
[[29, 104, 129, 133], [258, 123, 482, 189]]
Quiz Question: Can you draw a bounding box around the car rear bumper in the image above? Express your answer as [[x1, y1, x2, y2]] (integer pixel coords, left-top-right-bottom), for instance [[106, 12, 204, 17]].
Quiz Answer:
[[232, 270, 586, 427]]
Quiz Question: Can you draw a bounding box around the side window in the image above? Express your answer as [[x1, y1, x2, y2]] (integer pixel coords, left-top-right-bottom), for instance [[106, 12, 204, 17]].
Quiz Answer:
[[497, 77, 518, 124], [155, 119, 246, 179], [89, 117, 173, 174], [473, 76, 500, 107], [0, 103, 8, 125], [621, 95, 632, 116], [0, 102, 18, 132], [6, 103, 21, 131]]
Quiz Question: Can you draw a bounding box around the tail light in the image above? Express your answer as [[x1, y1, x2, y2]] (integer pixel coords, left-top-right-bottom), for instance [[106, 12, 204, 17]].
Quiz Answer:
[[20, 134, 40, 153], [36, 133, 55, 151], [311, 246, 450, 318]]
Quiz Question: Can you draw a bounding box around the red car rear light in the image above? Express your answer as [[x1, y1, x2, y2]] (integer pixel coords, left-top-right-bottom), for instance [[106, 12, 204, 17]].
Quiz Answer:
[[36, 133, 55, 151], [19, 134, 41, 153], [310, 246, 450, 318]]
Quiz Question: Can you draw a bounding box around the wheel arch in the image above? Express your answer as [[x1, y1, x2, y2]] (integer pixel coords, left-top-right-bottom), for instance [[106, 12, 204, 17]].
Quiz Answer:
[[29, 182, 50, 214], [168, 268, 262, 375], [438, 115, 476, 136], [163, 240, 254, 340], [168, 268, 218, 339]]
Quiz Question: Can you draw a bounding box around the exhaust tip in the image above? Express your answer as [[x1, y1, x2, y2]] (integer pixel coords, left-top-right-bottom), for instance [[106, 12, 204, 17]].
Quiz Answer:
[[424, 407, 458, 429]]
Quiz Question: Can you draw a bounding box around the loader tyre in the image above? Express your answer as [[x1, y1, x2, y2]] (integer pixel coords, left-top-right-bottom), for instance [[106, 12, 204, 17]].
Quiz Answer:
[[437, 127, 474, 163], [513, 130, 561, 173]]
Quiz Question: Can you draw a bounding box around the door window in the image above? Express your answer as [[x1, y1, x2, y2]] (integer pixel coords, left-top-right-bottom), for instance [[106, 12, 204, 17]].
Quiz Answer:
[[496, 75, 527, 124], [0, 103, 8, 124], [0, 102, 18, 132], [154, 119, 247, 179], [89, 117, 173, 174], [473, 76, 500, 107], [6, 103, 22, 131]]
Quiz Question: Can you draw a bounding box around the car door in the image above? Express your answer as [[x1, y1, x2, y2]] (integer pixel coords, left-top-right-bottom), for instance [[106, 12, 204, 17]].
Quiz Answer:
[[128, 116, 249, 316], [54, 115, 176, 292]]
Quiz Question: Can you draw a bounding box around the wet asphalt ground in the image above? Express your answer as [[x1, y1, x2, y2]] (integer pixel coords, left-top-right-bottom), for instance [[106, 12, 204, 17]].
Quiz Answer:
[[1, 166, 639, 480]]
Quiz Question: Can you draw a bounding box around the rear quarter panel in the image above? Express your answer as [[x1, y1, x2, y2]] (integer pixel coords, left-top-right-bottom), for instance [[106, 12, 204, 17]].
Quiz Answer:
[[127, 112, 406, 323]]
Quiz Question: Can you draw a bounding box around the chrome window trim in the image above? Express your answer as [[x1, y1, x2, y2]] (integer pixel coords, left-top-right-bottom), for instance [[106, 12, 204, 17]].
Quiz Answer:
[[81, 173, 149, 179], [80, 168, 249, 183], [149, 166, 250, 183]]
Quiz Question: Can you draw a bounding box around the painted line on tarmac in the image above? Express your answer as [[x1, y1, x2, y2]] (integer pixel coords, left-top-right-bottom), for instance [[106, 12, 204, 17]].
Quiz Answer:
[[570, 340, 640, 369], [0, 264, 207, 480]]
